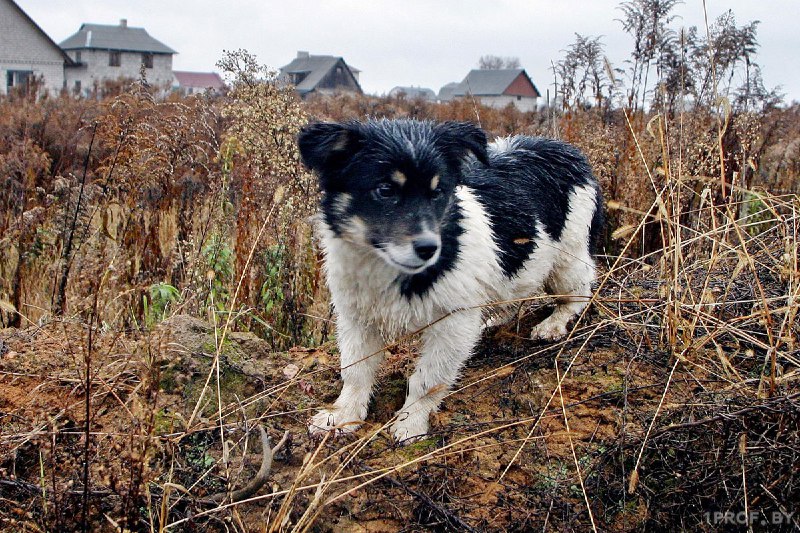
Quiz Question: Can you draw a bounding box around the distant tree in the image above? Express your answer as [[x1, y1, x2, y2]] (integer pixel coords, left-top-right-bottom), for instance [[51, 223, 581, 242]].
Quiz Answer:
[[478, 55, 521, 70]]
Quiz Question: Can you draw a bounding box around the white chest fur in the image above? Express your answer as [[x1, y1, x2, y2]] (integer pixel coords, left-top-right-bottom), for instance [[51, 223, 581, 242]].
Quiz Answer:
[[319, 186, 505, 338]]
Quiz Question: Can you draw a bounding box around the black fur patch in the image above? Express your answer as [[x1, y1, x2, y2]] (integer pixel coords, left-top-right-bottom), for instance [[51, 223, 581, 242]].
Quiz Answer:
[[589, 186, 606, 256], [466, 137, 599, 278]]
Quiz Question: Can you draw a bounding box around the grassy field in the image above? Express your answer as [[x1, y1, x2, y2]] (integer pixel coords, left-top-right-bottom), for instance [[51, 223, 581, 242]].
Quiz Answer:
[[1, 49, 799, 531]]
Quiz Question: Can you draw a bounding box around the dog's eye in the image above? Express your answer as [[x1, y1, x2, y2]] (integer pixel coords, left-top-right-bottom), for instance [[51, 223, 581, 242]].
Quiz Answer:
[[373, 183, 398, 200], [431, 187, 443, 200]]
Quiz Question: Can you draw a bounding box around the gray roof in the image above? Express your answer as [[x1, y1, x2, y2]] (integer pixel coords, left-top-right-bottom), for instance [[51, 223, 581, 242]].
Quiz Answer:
[[59, 23, 176, 54], [437, 82, 460, 102], [389, 86, 436, 100], [279, 54, 360, 94], [453, 69, 528, 96]]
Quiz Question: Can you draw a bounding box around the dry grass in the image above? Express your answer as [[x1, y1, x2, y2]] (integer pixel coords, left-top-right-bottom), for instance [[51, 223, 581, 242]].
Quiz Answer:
[[1, 56, 799, 532]]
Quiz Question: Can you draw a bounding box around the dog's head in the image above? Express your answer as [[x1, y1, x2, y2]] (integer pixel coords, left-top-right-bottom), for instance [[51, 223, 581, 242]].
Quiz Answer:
[[298, 119, 487, 274]]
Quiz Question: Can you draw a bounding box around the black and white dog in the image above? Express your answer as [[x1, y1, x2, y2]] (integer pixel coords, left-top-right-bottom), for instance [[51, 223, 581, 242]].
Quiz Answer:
[[298, 119, 604, 442]]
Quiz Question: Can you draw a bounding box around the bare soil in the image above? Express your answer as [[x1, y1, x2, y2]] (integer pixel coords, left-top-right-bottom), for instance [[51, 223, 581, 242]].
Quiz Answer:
[[4, 288, 795, 532]]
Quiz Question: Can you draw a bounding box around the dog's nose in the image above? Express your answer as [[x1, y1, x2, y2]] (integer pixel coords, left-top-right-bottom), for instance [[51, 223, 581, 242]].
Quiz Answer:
[[412, 238, 439, 261]]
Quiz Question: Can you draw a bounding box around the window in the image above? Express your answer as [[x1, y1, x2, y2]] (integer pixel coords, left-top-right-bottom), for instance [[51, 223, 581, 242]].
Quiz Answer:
[[142, 53, 153, 69], [75, 51, 82, 63], [6, 70, 33, 91], [109, 51, 121, 67], [74, 80, 81, 94]]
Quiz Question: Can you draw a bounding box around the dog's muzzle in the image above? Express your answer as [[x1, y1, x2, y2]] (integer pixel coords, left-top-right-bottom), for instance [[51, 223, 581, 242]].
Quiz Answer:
[[412, 236, 440, 261], [376, 231, 442, 274]]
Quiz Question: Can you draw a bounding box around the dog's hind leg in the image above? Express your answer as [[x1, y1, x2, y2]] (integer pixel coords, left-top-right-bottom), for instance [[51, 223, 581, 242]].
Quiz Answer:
[[530, 257, 595, 341], [309, 317, 385, 436], [391, 309, 483, 443]]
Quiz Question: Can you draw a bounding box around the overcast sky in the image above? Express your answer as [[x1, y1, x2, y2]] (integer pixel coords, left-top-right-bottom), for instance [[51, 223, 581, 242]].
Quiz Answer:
[[16, 0, 800, 104]]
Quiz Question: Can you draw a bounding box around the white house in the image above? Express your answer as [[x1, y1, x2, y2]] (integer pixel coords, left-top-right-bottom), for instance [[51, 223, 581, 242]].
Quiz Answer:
[[448, 69, 541, 112], [59, 19, 176, 95], [173, 71, 225, 96], [437, 82, 460, 103], [0, 0, 74, 96], [388, 86, 437, 101]]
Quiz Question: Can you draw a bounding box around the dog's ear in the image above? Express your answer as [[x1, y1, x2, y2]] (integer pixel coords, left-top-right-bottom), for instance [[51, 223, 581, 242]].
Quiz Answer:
[[298, 122, 362, 174], [432, 121, 489, 166]]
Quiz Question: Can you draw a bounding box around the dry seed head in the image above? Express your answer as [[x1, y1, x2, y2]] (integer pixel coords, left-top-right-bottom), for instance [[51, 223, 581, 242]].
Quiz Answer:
[[612, 225, 636, 240]]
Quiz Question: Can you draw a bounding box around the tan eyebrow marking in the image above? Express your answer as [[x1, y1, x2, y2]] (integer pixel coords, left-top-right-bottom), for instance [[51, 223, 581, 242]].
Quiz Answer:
[[430, 175, 440, 190], [391, 170, 407, 186]]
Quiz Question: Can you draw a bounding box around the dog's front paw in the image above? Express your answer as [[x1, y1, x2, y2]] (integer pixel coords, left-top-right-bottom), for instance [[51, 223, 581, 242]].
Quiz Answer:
[[530, 316, 569, 341], [390, 410, 430, 444], [308, 408, 363, 437]]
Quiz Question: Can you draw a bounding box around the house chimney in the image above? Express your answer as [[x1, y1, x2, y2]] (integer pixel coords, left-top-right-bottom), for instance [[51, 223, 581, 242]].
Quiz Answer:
[[120, 19, 128, 28], [297, 51, 309, 59]]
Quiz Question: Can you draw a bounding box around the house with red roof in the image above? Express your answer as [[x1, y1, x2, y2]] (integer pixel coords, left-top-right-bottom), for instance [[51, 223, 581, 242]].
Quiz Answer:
[[443, 69, 541, 112], [173, 71, 225, 96]]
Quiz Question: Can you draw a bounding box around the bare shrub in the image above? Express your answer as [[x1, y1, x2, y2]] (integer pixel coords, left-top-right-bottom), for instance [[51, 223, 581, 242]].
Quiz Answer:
[[215, 49, 319, 347]]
